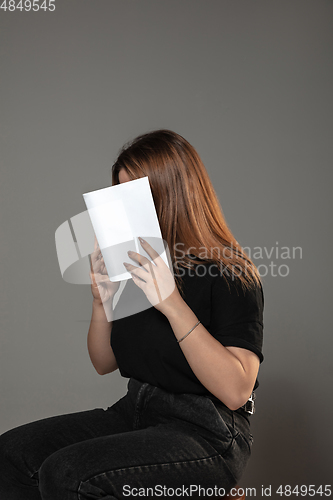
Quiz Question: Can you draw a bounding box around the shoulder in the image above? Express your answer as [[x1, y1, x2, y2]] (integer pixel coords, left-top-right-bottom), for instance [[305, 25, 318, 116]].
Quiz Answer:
[[208, 260, 263, 297], [179, 256, 264, 315], [207, 264, 264, 323], [207, 264, 264, 363]]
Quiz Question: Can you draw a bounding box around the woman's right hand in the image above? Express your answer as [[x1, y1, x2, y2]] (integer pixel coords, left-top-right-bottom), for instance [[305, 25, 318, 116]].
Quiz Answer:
[[89, 236, 120, 305]]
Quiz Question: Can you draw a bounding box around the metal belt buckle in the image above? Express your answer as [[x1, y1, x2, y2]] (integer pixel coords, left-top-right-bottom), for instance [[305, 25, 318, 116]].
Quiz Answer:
[[242, 391, 256, 415]]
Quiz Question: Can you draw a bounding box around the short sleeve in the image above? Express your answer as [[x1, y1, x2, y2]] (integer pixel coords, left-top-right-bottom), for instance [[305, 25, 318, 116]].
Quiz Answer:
[[209, 275, 264, 363]]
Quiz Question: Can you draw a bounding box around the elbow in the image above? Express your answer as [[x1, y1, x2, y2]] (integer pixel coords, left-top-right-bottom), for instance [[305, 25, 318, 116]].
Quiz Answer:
[[226, 400, 245, 412], [95, 364, 118, 376], [96, 367, 107, 376], [219, 390, 253, 412], [95, 366, 111, 375], [90, 360, 108, 375]]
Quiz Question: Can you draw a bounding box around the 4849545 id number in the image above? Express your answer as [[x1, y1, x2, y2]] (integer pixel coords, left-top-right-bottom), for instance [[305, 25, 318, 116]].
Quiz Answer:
[[276, 485, 331, 496], [1, 0, 55, 11]]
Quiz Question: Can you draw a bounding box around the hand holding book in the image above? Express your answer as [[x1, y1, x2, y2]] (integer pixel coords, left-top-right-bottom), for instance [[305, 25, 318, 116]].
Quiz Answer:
[[89, 236, 120, 305]]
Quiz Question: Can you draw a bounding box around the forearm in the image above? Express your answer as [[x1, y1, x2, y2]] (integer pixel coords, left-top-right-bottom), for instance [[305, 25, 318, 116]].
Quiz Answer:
[[165, 300, 253, 410], [87, 298, 118, 375]]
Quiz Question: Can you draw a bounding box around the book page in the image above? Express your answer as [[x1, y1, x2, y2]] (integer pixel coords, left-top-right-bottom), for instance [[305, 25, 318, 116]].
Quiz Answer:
[[82, 176, 170, 282]]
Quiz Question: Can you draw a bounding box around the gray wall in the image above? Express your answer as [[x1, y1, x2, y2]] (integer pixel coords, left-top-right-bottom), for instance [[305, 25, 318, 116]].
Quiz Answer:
[[1, 0, 332, 497]]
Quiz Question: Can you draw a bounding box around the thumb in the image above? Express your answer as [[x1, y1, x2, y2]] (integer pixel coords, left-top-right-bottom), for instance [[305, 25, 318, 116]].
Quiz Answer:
[[89, 270, 97, 286]]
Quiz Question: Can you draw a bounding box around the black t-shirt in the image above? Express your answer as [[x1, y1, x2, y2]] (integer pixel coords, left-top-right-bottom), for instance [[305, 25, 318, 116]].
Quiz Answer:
[[111, 256, 264, 399]]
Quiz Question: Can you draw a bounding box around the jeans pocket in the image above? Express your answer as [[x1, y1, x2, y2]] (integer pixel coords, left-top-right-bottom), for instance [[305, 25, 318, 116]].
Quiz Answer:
[[195, 398, 239, 456], [225, 432, 252, 484], [235, 429, 253, 456], [205, 398, 239, 437]]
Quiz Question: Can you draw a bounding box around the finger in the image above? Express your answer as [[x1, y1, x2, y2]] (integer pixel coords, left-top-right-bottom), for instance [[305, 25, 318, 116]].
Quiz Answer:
[[131, 272, 145, 290], [89, 254, 94, 274], [91, 246, 102, 259], [92, 272, 111, 284], [128, 252, 157, 273], [123, 262, 148, 282], [90, 270, 107, 286], [127, 251, 152, 272], [90, 256, 101, 275], [146, 261, 163, 303], [90, 248, 100, 270], [91, 261, 110, 287], [138, 238, 163, 266], [89, 270, 97, 286], [92, 237, 103, 260]]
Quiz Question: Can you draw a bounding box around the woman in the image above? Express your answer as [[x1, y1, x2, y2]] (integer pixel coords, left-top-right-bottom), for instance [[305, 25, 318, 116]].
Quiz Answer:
[[0, 129, 264, 499]]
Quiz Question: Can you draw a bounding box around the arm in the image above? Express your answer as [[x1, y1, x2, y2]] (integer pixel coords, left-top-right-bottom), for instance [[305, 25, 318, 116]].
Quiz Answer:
[[87, 298, 119, 376], [87, 237, 120, 375], [164, 295, 260, 411], [123, 238, 260, 411]]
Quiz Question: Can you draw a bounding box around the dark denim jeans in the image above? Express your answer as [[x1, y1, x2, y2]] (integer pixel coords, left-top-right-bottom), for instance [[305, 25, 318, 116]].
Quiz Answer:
[[0, 378, 253, 499]]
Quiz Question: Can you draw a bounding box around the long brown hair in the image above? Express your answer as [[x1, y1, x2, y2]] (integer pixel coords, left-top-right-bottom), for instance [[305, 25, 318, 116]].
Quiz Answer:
[[111, 129, 262, 295]]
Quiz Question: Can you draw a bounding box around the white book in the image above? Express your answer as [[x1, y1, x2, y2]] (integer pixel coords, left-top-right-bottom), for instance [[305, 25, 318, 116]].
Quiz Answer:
[[82, 176, 170, 283]]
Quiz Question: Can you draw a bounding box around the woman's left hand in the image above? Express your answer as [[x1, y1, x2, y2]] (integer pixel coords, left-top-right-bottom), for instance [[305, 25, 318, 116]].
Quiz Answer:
[[123, 237, 184, 316]]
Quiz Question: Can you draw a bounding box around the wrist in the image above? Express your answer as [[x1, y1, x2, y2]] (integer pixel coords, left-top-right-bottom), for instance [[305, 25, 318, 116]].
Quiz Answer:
[[92, 296, 114, 308], [162, 293, 190, 321], [92, 298, 103, 306]]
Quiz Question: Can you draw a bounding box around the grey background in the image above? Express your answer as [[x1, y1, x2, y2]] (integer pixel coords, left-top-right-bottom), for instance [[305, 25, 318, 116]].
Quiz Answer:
[[1, 0, 332, 497]]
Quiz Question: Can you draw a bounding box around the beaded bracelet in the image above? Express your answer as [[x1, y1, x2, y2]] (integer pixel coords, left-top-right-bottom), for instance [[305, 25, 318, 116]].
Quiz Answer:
[[177, 320, 201, 343]]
